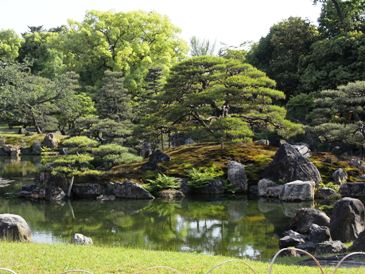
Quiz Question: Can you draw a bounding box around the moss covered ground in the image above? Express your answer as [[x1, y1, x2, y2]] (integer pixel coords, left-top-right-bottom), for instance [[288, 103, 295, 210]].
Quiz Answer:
[[0, 242, 364, 274], [110, 142, 363, 187]]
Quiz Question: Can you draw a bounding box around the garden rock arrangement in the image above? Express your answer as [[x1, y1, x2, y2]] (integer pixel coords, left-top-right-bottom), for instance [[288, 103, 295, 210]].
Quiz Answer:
[[340, 182, 365, 198], [263, 143, 322, 185], [0, 214, 32, 242], [257, 144, 322, 202], [279, 198, 365, 255]]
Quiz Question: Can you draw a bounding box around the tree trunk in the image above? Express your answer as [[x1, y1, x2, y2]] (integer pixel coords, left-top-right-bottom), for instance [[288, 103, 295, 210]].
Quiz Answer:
[[67, 176, 75, 198]]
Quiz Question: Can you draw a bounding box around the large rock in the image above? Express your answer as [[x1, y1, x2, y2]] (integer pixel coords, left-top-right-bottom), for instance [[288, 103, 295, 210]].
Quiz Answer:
[[0, 214, 32, 242], [46, 187, 65, 201], [110, 181, 154, 199], [157, 189, 185, 200], [227, 161, 248, 193], [332, 168, 348, 184], [330, 197, 365, 242], [258, 179, 277, 197], [340, 182, 365, 198], [291, 208, 330, 234], [350, 230, 365, 251], [315, 241, 347, 255], [31, 141, 42, 155], [308, 224, 331, 243], [193, 180, 225, 195], [315, 187, 340, 201], [279, 230, 306, 248], [141, 150, 170, 170], [71, 233, 93, 245], [279, 180, 315, 201], [264, 143, 322, 185], [42, 133, 58, 149], [2, 145, 21, 158], [72, 183, 104, 199]]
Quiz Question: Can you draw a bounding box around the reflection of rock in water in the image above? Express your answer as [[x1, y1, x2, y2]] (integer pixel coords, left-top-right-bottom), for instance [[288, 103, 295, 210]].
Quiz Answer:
[[258, 198, 314, 236]]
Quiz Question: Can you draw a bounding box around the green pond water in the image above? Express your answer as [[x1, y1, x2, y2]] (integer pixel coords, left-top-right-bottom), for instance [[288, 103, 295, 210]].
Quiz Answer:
[[0, 156, 314, 259]]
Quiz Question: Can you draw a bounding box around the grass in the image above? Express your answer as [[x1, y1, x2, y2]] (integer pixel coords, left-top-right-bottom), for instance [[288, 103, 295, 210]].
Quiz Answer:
[[0, 242, 364, 273]]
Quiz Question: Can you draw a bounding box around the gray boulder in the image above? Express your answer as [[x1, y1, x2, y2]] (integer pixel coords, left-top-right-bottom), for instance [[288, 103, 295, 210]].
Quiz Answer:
[[279, 180, 315, 201], [330, 197, 365, 242], [266, 185, 284, 198], [350, 230, 365, 251], [291, 208, 330, 234], [46, 187, 65, 201], [315, 187, 340, 201], [264, 143, 322, 185], [227, 161, 248, 193], [315, 241, 347, 255], [110, 181, 154, 199], [340, 182, 365, 198], [72, 183, 104, 199], [332, 168, 348, 184], [293, 144, 311, 158], [258, 178, 277, 197], [279, 230, 306, 248], [42, 133, 58, 149], [193, 180, 225, 195], [31, 141, 42, 155], [0, 214, 32, 242], [141, 150, 170, 170], [308, 224, 331, 243], [157, 189, 185, 200], [71, 233, 93, 245]]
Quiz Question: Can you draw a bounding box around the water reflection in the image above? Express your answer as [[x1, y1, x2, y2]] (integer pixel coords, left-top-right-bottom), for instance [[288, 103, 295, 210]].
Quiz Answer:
[[0, 198, 311, 259], [0, 156, 313, 259]]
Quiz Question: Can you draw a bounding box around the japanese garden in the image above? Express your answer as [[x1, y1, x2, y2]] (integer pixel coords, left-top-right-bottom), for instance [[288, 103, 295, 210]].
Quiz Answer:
[[1, 0, 365, 273]]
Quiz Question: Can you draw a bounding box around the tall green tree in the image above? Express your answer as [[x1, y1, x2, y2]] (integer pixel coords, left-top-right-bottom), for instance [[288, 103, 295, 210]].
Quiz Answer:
[[247, 17, 319, 97], [315, 0, 365, 37], [0, 29, 23, 61], [158, 56, 302, 143], [58, 10, 187, 91], [307, 81, 365, 150]]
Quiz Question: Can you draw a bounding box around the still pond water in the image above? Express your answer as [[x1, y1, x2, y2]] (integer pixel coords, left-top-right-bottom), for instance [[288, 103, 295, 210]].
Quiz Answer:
[[0, 156, 314, 259]]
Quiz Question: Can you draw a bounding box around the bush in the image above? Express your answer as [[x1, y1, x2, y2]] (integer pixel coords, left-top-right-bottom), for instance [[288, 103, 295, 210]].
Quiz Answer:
[[62, 136, 99, 153], [187, 166, 224, 188], [92, 144, 129, 156], [146, 173, 180, 193]]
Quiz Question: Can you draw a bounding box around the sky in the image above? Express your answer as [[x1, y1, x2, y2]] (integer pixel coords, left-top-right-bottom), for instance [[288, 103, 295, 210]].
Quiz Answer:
[[0, 0, 321, 47]]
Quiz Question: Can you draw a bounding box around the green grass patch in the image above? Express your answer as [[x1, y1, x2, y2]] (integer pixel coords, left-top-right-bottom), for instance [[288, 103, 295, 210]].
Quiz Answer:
[[0, 242, 363, 273]]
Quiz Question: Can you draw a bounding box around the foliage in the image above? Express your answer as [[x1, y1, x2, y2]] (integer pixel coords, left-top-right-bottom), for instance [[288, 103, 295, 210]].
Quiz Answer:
[[298, 31, 365, 92], [145, 173, 180, 193], [190, 36, 216, 56], [62, 136, 99, 151], [92, 143, 142, 168], [0, 29, 23, 61], [247, 17, 319, 96], [307, 81, 365, 150], [57, 10, 187, 90], [187, 165, 224, 188], [315, 0, 365, 37], [159, 56, 303, 143]]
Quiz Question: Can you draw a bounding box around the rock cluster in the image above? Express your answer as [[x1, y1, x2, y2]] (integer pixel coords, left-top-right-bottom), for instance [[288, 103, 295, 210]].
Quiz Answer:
[[279, 197, 365, 255]]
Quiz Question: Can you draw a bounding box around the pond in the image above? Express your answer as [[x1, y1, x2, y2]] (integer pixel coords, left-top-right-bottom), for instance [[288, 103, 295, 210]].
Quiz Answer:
[[0, 156, 313, 260]]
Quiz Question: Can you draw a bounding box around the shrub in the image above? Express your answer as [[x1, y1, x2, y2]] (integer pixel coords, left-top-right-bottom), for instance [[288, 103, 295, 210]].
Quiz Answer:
[[146, 173, 180, 193], [62, 136, 99, 153], [92, 144, 129, 156], [187, 166, 224, 188]]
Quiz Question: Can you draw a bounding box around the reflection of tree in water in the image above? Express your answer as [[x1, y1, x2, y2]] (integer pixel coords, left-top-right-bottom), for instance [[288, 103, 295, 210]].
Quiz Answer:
[[0, 198, 309, 259]]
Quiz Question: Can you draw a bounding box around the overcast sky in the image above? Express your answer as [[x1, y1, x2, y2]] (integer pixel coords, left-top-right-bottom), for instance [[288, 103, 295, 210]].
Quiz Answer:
[[1, 0, 321, 47]]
